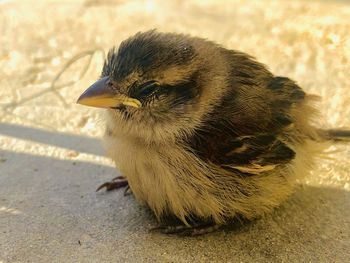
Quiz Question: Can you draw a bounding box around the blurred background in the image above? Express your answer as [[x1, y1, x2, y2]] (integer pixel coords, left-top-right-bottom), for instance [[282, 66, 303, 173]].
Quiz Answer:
[[0, 0, 349, 262]]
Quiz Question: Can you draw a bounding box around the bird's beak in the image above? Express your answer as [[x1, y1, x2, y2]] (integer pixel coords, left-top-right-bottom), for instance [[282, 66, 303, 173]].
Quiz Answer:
[[76, 76, 141, 108]]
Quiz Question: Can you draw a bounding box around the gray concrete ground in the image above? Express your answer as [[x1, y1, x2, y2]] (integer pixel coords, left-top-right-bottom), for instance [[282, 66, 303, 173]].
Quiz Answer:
[[0, 0, 350, 262]]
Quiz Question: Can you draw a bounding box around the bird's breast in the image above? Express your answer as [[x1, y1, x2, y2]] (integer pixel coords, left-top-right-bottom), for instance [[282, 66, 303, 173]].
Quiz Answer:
[[103, 133, 225, 222], [103, 134, 184, 217]]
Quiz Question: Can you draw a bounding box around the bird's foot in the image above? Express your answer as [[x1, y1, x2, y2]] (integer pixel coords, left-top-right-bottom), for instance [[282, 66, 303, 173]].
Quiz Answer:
[[96, 176, 130, 194], [150, 223, 221, 236]]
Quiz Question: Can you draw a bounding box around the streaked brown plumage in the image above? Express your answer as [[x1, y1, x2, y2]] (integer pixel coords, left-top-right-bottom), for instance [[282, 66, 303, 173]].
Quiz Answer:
[[77, 30, 348, 235]]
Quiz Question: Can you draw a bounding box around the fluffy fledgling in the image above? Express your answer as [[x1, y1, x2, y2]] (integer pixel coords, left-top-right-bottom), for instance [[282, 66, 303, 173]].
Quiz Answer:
[[77, 30, 344, 235]]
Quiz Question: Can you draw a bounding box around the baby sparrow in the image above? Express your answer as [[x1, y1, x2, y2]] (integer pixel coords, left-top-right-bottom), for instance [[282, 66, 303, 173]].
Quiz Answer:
[[77, 30, 348, 235]]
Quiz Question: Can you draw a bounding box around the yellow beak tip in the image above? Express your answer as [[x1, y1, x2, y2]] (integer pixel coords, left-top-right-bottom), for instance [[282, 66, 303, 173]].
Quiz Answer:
[[76, 96, 89, 106]]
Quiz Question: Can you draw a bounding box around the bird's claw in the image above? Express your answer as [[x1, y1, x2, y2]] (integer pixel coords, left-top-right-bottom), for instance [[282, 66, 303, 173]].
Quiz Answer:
[[150, 223, 221, 236], [96, 176, 129, 192], [123, 185, 131, 196]]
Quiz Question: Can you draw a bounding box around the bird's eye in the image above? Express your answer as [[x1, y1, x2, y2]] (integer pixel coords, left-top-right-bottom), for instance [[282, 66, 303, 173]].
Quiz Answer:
[[138, 81, 160, 97]]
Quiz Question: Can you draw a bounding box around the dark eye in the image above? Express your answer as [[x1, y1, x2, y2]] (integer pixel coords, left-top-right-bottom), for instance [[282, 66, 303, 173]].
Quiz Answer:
[[138, 81, 160, 97]]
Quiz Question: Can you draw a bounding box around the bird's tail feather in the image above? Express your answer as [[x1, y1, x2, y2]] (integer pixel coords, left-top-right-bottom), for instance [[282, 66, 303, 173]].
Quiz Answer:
[[323, 128, 350, 141]]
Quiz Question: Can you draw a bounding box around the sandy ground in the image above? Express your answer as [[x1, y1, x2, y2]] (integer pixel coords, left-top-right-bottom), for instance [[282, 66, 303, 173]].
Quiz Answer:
[[0, 0, 350, 262]]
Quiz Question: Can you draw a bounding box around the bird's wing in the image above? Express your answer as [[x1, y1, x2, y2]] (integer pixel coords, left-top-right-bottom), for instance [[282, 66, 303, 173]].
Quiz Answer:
[[186, 76, 306, 175], [187, 132, 295, 175]]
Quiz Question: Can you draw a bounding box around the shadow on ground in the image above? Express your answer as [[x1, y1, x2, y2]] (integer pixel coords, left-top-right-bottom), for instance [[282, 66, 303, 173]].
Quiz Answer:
[[0, 122, 104, 156]]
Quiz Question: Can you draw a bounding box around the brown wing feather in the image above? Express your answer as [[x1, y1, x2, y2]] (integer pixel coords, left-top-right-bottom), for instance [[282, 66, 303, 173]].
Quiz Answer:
[[186, 75, 305, 174]]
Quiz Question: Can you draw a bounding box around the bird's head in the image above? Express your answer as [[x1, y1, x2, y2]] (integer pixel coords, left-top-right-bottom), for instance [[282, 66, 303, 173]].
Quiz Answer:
[[77, 31, 228, 143]]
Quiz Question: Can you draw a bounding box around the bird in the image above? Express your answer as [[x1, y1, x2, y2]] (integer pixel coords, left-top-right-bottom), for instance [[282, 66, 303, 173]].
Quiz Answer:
[[77, 30, 349, 235]]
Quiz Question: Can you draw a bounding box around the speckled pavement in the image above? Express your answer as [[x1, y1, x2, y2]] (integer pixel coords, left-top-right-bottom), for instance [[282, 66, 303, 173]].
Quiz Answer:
[[0, 0, 349, 262]]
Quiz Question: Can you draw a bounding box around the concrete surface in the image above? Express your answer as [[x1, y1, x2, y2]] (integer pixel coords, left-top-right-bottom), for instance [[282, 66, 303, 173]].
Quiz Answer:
[[0, 0, 350, 262]]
